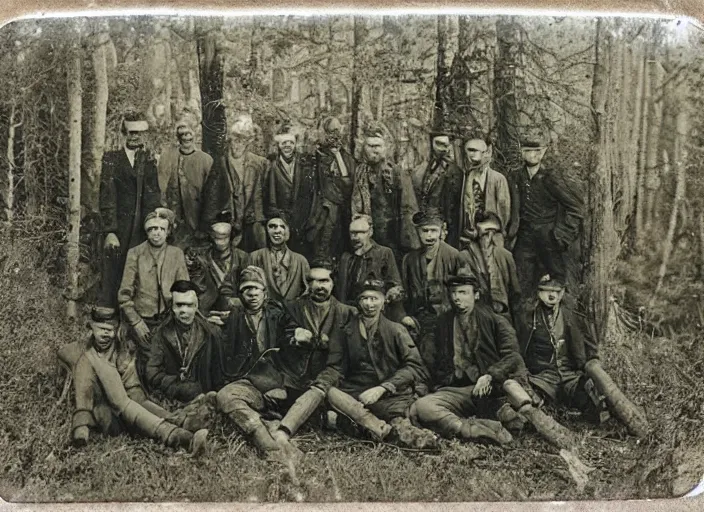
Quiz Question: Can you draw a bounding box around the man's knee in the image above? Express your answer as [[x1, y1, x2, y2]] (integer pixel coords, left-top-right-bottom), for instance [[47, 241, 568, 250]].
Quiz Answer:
[[412, 394, 446, 424], [217, 380, 262, 415]]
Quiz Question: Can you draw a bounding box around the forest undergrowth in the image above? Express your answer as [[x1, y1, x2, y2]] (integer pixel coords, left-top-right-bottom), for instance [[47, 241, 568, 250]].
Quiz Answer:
[[0, 233, 702, 503]]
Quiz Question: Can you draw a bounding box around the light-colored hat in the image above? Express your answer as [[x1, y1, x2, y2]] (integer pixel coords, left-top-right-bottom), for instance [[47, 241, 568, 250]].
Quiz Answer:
[[144, 208, 175, 229], [239, 266, 267, 292]]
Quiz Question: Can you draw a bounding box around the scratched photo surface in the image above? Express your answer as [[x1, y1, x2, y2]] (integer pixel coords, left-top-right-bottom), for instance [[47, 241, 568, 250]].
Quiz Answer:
[[0, 13, 702, 503]]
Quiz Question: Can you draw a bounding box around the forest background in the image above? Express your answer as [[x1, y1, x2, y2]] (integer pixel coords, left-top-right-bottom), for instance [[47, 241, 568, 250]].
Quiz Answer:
[[1, 13, 704, 502]]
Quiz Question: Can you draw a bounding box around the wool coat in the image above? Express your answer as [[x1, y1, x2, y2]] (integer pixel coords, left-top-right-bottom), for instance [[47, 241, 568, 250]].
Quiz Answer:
[[249, 247, 310, 303], [191, 245, 250, 313]]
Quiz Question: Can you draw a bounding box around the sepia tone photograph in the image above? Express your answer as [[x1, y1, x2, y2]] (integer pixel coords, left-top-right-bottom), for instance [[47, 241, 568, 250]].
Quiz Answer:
[[0, 9, 703, 505]]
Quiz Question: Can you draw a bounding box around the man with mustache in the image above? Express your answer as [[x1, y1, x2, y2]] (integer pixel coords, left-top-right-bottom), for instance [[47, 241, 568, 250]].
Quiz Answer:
[[411, 131, 464, 247], [305, 116, 355, 262], [99, 111, 161, 308], [459, 135, 511, 250], [410, 267, 522, 445], [190, 211, 250, 314], [352, 123, 420, 265], [264, 122, 316, 256], [249, 212, 310, 303], [401, 208, 468, 375], [161, 111, 214, 250], [71, 306, 208, 455], [118, 208, 189, 386], [146, 280, 220, 403], [335, 214, 406, 322]]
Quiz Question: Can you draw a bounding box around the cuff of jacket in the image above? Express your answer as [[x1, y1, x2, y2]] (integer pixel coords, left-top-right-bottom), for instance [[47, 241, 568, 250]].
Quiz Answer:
[[121, 306, 142, 326], [380, 381, 398, 395], [486, 366, 509, 384]]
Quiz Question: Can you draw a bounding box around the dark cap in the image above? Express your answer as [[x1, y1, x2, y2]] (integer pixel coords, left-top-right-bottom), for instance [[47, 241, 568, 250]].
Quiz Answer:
[[358, 279, 386, 297], [537, 274, 565, 292], [446, 267, 480, 289], [474, 210, 504, 231], [170, 280, 204, 295], [309, 256, 334, 272], [412, 208, 444, 227], [212, 210, 233, 225], [520, 128, 548, 148], [90, 306, 119, 325], [266, 209, 290, 227], [362, 122, 386, 140]]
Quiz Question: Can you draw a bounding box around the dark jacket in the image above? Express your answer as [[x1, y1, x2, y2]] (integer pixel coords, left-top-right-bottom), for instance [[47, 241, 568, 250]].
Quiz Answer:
[[249, 247, 310, 303], [340, 314, 429, 395], [273, 296, 356, 393], [336, 241, 405, 321], [146, 313, 219, 402], [99, 148, 161, 254], [264, 153, 316, 254], [430, 304, 525, 390], [402, 241, 467, 316], [518, 301, 599, 375], [411, 157, 464, 248], [212, 300, 287, 392], [190, 245, 250, 313]]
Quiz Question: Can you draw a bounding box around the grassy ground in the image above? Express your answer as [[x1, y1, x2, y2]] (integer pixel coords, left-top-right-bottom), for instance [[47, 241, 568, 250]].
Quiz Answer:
[[1, 236, 702, 503]]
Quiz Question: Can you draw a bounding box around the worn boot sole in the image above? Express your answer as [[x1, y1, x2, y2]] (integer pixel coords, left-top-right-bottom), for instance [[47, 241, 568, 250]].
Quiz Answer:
[[462, 419, 514, 445], [190, 428, 209, 457]]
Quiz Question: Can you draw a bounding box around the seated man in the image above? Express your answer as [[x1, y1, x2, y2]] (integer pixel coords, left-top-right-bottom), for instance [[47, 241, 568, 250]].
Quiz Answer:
[[461, 211, 521, 324], [335, 214, 405, 322], [410, 268, 523, 445], [190, 211, 250, 313], [250, 212, 310, 303], [118, 208, 189, 385], [215, 262, 351, 461], [71, 306, 208, 455], [147, 280, 220, 403], [328, 280, 430, 437], [518, 274, 606, 420]]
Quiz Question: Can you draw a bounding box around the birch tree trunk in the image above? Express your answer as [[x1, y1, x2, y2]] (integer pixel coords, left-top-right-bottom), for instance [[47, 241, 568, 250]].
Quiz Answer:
[[86, 29, 110, 215], [350, 16, 365, 156], [67, 43, 83, 319], [4, 101, 20, 224], [196, 19, 227, 158], [645, 60, 665, 229], [634, 45, 651, 249]]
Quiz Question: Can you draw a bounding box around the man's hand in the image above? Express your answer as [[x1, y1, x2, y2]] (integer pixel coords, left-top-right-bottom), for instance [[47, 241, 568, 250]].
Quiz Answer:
[[472, 374, 493, 397], [293, 328, 314, 345], [132, 320, 151, 345], [206, 310, 229, 326], [104, 233, 120, 250], [385, 285, 404, 303], [358, 386, 387, 406]]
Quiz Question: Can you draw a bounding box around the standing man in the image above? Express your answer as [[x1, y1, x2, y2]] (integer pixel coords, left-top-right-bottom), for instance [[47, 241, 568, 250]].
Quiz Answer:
[[249, 213, 310, 304], [71, 306, 208, 455], [161, 112, 214, 250], [411, 131, 463, 248], [335, 214, 405, 322], [458, 135, 512, 250], [190, 211, 250, 314], [265, 122, 315, 255], [401, 209, 467, 370], [352, 123, 420, 264], [146, 280, 220, 403], [510, 130, 584, 296], [201, 114, 268, 252], [117, 208, 189, 386], [410, 268, 522, 445], [461, 211, 522, 324], [99, 111, 162, 308], [305, 117, 355, 263]]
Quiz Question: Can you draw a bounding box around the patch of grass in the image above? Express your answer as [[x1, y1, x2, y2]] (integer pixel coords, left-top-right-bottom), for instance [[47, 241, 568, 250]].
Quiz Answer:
[[0, 236, 701, 502]]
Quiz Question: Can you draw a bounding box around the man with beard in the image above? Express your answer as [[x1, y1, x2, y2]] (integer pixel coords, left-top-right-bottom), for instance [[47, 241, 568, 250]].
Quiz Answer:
[[411, 131, 464, 247], [459, 135, 511, 250], [161, 111, 214, 250], [305, 117, 355, 262], [259, 258, 357, 452], [351, 123, 420, 264], [249, 213, 310, 304], [327, 280, 429, 437], [401, 209, 468, 373], [99, 111, 161, 308], [335, 214, 405, 322], [410, 268, 521, 445], [118, 208, 189, 386], [146, 280, 220, 403], [190, 211, 250, 314], [264, 122, 315, 255], [461, 211, 521, 324], [71, 306, 208, 455], [509, 130, 584, 295], [201, 114, 268, 252]]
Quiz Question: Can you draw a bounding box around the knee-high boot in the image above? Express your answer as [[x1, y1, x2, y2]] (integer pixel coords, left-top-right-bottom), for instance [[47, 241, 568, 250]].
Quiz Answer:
[[327, 388, 392, 440]]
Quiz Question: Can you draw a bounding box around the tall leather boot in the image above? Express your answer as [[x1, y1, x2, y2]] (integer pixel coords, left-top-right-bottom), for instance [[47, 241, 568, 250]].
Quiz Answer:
[[327, 387, 392, 440], [458, 418, 513, 445], [223, 399, 280, 456], [157, 421, 209, 456]]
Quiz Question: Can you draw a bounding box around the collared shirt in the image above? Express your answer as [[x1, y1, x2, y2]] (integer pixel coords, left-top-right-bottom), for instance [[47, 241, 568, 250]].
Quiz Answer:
[[124, 146, 137, 168], [306, 299, 331, 334]]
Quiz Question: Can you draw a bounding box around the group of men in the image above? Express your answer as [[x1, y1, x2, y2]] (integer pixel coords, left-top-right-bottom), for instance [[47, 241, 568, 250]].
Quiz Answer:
[[64, 107, 616, 463]]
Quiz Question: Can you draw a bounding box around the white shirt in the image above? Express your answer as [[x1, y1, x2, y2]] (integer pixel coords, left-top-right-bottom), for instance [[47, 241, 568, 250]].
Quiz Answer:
[[467, 166, 489, 192], [124, 146, 137, 168]]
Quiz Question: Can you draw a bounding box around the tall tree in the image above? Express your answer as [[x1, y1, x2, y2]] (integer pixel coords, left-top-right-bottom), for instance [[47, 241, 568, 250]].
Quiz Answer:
[[196, 19, 227, 158], [350, 16, 365, 156]]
